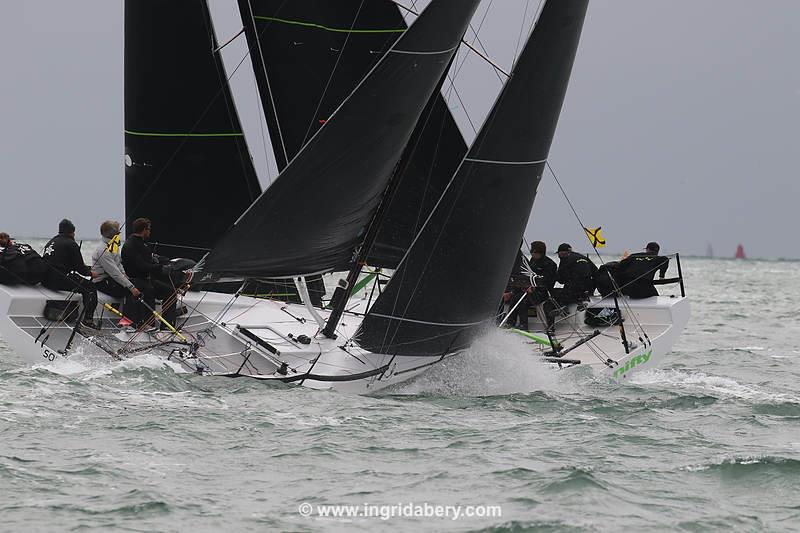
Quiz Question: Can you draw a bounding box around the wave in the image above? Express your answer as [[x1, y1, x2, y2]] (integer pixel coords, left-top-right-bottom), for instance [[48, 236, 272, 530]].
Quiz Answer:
[[30, 350, 186, 380], [684, 455, 800, 477], [629, 368, 799, 405], [541, 467, 607, 494]]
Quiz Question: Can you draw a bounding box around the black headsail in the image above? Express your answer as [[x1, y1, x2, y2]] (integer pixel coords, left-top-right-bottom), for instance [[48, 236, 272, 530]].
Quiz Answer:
[[125, 0, 262, 261], [238, 0, 468, 268], [200, 0, 481, 279], [357, 0, 590, 356]]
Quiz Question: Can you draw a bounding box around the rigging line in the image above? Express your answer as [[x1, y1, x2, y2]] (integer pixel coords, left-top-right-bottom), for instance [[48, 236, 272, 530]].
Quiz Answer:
[[299, 0, 368, 148], [448, 0, 497, 83], [465, 0, 503, 83], [439, 0, 500, 138], [244, 0, 290, 168], [446, 79, 478, 135], [393, 0, 508, 78], [201, 5, 260, 203], [545, 161, 656, 332], [511, 0, 534, 67]]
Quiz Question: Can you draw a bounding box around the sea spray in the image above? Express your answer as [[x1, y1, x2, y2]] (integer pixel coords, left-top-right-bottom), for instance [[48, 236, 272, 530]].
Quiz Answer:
[[390, 329, 567, 396]]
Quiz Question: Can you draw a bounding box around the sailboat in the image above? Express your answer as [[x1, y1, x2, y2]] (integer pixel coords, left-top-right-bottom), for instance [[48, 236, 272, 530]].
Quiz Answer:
[[0, 0, 689, 391]]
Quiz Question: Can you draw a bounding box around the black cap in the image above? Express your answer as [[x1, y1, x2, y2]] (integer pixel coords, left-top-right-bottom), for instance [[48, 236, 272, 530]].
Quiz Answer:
[[646, 241, 660, 253], [557, 243, 572, 253], [59, 219, 76, 234]]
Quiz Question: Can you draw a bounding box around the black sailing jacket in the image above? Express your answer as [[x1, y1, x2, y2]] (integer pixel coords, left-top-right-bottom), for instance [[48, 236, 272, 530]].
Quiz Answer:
[[121, 235, 162, 280], [42, 234, 90, 279]]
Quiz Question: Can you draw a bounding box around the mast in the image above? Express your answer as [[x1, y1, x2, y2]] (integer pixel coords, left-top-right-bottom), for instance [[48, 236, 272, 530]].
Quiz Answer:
[[357, 0, 591, 356], [125, 0, 261, 260], [320, 52, 461, 339]]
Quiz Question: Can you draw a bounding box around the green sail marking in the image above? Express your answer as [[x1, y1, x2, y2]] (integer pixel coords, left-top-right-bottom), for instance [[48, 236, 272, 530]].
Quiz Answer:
[[124, 129, 244, 138], [253, 15, 405, 34]]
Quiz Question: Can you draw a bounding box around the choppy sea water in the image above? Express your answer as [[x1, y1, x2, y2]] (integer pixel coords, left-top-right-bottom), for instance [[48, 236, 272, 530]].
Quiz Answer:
[[1, 257, 799, 532]]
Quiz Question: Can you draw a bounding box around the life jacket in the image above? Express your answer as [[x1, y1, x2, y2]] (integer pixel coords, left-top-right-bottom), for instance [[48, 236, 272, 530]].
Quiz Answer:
[[0, 243, 46, 285]]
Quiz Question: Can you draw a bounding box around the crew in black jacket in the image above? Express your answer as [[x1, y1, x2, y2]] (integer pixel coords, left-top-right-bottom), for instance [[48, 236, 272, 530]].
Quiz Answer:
[[618, 242, 669, 299], [121, 218, 176, 329], [0, 232, 46, 286], [555, 243, 597, 306], [41, 219, 98, 327], [527, 241, 558, 331], [502, 251, 530, 329]]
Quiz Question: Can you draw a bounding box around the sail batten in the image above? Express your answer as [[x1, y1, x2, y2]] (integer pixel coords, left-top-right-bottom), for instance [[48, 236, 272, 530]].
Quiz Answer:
[[357, 0, 590, 356], [201, 0, 481, 279]]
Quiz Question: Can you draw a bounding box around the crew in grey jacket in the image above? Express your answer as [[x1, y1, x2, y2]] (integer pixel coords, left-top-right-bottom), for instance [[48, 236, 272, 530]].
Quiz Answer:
[[91, 220, 141, 299]]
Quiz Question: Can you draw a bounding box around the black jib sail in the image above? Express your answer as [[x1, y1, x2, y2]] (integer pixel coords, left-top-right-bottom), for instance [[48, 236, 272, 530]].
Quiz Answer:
[[238, 0, 468, 269], [125, 0, 262, 261], [357, 0, 590, 356], [201, 0, 481, 279]]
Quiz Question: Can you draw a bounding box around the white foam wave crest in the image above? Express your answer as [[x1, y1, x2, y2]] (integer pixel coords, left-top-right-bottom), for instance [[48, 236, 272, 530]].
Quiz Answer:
[[392, 328, 571, 396], [630, 368, 799, 404], [34, 348, 185, 380]]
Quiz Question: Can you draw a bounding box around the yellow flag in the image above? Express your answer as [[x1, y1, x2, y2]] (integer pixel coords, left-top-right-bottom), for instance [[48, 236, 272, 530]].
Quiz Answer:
[[584, 227, 606, 248], [106, 233, 121, 254]]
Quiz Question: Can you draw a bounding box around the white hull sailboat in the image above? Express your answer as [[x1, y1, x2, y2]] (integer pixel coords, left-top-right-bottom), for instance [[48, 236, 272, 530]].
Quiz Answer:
[[0, 0, 689, 391], [0, 282, 689, 393]]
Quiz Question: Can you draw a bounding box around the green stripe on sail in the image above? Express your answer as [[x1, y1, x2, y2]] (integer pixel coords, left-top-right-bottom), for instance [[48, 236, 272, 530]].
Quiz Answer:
[[253, 15, 405, 34], [125, 129, 244, 138], [510, 328, 552, 347]]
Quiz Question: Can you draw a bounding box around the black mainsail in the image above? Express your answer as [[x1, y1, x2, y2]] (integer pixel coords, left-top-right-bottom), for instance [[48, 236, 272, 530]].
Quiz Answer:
[[125, 0, 261, 260], [238, 0, 468, 269], [201, 0, 481, 279], [357, 0, 590, 356]]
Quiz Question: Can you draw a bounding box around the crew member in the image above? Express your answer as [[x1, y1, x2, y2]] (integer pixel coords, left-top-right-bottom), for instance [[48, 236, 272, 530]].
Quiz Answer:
[[617, 242, 669, 299], [527, 241, 558, 332], [92, 220, 141, 300], [41, 219, 98, 327], [502, 251, 530, 330], [555, 243, 597, 306], [121, 218, 176, 329], [0, 233, 47, 286]]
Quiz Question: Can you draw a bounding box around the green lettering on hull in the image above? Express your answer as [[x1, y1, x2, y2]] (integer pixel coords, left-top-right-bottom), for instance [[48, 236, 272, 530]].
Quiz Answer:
[[614, 350, 652, 378]]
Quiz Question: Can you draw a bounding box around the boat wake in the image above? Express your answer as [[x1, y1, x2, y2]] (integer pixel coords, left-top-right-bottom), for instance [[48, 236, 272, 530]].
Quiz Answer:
[[629, 368, 800, 405]]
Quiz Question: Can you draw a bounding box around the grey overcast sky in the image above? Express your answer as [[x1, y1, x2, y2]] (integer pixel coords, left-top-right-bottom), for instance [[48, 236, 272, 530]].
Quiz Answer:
[[1, 1, 798, 259]]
